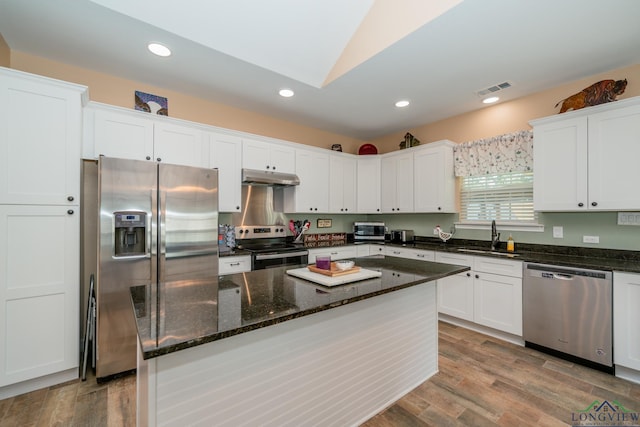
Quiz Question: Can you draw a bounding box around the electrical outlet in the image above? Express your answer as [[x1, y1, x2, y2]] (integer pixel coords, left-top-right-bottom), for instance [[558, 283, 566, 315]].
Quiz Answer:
[[553, 226, 563, 238], [583, 235, 599, 244], [618, 212, 640, 226]]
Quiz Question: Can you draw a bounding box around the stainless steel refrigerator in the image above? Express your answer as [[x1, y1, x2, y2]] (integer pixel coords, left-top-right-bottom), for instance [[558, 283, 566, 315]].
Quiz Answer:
[[90, 156, 218, 380]]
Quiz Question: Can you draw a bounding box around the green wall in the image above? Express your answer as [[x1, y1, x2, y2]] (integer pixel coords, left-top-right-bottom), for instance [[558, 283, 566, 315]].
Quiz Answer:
[[221, 211, 640, 251]]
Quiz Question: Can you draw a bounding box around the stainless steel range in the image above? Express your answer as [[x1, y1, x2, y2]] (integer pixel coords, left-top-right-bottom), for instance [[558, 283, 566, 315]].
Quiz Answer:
[[235, 225, 308, 270]]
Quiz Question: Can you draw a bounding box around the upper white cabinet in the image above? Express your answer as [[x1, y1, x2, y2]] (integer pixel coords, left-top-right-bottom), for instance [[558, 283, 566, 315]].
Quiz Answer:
[[531, 96, 640, 211], [86, 103, 208, 168], [242, 138, 295, 174], [613, 272, 640, 380], [209, 132, 242, 212], [328, 154, 356, 213], [0, 68, 86, 206], [413, 141, 456, 213], [356, 156, 381, 213], [285, 148, 329, 213], [381, 151, 414, 213]]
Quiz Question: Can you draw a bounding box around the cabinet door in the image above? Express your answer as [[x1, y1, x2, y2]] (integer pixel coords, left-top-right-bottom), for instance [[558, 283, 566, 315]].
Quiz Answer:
[[381, 153, 414, 213], [0, 205, 79, 386], [329, 154, 356, 213], [210, 133, 242, 212], [154, 122, 207, 168], [356, 157, 381, 213], [414, 145, 456, 212], [613, 272, 640, 371], [291, 149, 329, 213], [588, 104, 640, 210], [0, 75, 83, 205], [93, 109, 154, 162], [533, 117, 588, 211], [242, 139, 295, 173], [219, 256, 251, 275], [435, 253, 474, 321], [474, 272, 522, 335]]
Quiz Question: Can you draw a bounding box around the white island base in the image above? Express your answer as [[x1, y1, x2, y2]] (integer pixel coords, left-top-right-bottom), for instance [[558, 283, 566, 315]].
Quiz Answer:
[[137, 282, 438, 427]]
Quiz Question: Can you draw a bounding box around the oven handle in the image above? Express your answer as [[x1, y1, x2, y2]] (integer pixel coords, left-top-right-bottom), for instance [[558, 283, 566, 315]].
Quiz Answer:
[[255, 251, 309, 261]]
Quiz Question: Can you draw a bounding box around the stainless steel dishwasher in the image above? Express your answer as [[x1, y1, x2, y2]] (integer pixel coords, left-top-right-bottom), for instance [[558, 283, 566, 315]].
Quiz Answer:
[[523, 263, 613, 373]]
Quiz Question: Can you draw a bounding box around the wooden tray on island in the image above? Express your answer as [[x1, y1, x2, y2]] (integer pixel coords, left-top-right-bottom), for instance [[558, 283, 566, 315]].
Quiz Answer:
[[308, 262, 360, 277]]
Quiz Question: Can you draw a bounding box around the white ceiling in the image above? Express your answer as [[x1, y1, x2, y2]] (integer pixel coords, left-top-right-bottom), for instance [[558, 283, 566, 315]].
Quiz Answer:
[[1, 0, 639, 140]]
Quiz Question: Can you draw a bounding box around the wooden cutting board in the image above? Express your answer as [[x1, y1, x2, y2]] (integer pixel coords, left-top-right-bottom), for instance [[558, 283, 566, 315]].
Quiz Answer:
[[308, 262, 360, 277], [286, 266, 382, 287]]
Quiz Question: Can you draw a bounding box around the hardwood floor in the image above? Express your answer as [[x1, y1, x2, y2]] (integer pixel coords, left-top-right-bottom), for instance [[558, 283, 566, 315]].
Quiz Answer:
[[1, 322, 638, 426]]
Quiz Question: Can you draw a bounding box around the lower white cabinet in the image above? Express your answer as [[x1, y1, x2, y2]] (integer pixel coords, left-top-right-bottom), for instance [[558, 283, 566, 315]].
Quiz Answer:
[[307, 246, 358, 264], [436, 252, 523, 336], [0, 205, 79, 387], [355, 244, 371, 257], [219, 255, 251, 275], [384, 246, 435, 262], [613, 272, 640, 378]]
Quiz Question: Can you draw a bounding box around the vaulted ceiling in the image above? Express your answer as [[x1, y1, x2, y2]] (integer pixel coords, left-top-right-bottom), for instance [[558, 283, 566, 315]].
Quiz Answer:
[[1, 0, 639, 140]]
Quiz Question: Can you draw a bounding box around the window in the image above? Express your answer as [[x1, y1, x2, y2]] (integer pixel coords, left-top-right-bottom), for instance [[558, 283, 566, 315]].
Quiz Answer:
[[459, 171, 537, 223]]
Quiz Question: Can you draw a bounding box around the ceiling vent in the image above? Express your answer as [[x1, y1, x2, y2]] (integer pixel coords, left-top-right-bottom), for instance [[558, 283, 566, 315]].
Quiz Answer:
[[476, 81, 513, 97]]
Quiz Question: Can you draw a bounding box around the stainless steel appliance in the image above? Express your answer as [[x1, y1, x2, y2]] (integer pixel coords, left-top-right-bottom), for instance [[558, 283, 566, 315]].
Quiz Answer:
[[235, 225, 308, 270], [391, 229, 414, 243], [89, 157, 218, 381], [353, 221, 386, 242], [523, 263, 613, 373]]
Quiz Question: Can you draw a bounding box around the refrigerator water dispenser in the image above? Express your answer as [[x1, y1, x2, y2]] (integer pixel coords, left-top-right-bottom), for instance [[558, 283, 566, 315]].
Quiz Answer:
[[114, 211, 146, 256]]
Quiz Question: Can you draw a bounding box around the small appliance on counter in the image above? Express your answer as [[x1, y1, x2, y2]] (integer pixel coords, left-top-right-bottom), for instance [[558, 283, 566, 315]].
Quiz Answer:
[[353, 221, 386, 242], [391, 230, 414, 243]]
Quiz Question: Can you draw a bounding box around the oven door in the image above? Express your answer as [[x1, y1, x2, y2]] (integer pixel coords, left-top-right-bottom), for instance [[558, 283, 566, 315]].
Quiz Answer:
[[252, 250, 309, 270]]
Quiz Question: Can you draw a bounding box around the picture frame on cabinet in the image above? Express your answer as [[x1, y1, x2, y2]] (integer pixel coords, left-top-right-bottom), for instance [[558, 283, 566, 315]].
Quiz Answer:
[[135, 90, 168, 116]]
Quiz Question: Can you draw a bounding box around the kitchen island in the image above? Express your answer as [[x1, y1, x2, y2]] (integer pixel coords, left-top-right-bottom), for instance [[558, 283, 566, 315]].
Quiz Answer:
[[133, 255, 469, 426]]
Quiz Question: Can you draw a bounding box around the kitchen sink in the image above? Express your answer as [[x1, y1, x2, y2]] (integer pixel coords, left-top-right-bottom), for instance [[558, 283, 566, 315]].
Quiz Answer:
[[456, 248, 520, 257]]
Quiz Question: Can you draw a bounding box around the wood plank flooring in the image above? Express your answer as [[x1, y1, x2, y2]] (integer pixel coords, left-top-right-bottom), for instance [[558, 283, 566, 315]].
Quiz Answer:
[[1, 322, 638, 426]]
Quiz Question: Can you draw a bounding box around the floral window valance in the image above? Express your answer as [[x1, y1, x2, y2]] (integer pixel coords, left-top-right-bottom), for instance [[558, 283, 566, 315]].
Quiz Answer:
[[453, 130, 533, 177]]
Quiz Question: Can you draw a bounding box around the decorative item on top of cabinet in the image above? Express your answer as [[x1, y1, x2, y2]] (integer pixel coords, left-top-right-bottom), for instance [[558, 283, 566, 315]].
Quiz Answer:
[[399, 132, 420, 149], [555, 79, 627, 113], [134, 90, 168, 116]]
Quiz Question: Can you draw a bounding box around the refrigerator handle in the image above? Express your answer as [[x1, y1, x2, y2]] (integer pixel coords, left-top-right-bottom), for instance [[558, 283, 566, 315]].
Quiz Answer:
[[158, 189, 166, 283]]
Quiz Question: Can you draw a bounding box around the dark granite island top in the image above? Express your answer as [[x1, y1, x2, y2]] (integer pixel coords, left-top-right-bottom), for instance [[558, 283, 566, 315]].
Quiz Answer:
[[132, 255, 469, 360]]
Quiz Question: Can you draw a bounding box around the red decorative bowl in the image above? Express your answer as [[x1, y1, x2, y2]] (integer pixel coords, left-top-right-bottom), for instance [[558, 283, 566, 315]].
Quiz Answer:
[[358, 144, 378, 155]]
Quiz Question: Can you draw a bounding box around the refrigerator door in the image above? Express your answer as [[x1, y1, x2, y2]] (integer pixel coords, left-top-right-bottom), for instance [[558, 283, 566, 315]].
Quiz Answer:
[[97, 157, 156, 379], [157, 164, 219, 348]]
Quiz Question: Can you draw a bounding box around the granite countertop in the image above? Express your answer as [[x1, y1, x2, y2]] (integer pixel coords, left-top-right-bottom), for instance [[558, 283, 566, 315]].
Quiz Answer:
[[131, 255, 469, 360]]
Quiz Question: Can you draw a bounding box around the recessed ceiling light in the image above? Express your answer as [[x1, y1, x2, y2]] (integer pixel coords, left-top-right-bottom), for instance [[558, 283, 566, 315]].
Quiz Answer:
[[395, 100, 410, 108], [482, 96, 500, 104], [279, 89, 295, 98], [148, 43, 171, 57]]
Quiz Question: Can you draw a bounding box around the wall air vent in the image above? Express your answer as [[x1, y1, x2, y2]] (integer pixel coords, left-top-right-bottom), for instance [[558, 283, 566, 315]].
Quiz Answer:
[[476, 81, 513, 97]]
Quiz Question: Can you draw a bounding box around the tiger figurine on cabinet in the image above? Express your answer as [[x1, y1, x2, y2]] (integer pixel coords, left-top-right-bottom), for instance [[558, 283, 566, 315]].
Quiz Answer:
[[555, 78, 627, 113]]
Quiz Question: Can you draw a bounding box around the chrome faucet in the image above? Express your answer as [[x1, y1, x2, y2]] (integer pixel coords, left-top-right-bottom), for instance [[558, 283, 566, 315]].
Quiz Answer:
[[491, 220, 500, 250]]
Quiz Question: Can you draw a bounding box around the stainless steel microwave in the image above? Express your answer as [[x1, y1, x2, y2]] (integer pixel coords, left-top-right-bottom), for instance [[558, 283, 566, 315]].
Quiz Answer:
[[353, 221, 386, 241]]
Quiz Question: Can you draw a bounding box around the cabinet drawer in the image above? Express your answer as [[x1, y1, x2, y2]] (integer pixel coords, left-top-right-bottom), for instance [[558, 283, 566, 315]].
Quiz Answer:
[[219, 256, 251, 274], [474, 257, 522, 278], [435, 252, 474, 268]]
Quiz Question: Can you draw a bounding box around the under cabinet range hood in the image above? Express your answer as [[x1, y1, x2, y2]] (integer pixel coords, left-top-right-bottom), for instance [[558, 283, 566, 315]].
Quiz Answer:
[[242, 168, 300, 187]]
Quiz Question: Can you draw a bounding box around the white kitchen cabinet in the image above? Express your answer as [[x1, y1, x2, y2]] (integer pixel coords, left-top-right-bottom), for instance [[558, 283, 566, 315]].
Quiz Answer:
[[209, 133, 242, 212], [0, 204, 79, 387], [436, 252, 522, 335], [307, 246, 358, 264], [356, 156, 381, 213], [613, 272, 640, 382], [0, 67, 85, 206], [219, 255, 252, 275], [384, 246, 435, 262], [355, 244, 370, 257], [328, 154, 356, 213], [0, 68, 84, 394], [413, 141, 456, 213], [153, 122, 208, 168], [435, 252, 475, 322], [87, 104, 208, 168], [381, 151, 414, 213], [242, 138, 295, 174], [531, 96, 640, 211], [285, 148, 329, 213]]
